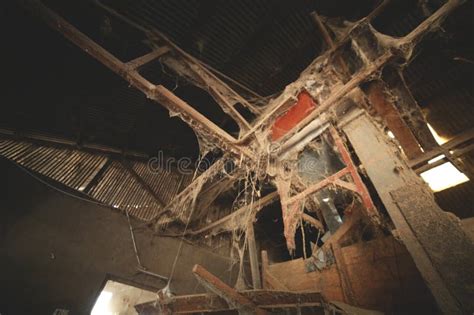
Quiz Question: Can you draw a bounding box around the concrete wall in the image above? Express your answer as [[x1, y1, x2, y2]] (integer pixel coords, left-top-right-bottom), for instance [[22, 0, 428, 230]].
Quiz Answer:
[[0, 158, 236, 315]]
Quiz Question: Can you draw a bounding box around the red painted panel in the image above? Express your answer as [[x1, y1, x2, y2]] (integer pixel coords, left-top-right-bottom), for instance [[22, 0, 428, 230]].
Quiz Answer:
[[271, 91, 317, 141]]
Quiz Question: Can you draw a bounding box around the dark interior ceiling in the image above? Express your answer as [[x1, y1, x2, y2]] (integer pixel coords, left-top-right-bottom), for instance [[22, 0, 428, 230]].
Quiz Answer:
[[2, 0, 473, 175]]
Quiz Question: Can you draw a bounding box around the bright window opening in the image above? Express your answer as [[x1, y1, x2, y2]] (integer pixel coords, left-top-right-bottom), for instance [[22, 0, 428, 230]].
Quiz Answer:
[[420, 162, 469, 192], [91, 280, 156, 315], [91, 291, 113, 315]]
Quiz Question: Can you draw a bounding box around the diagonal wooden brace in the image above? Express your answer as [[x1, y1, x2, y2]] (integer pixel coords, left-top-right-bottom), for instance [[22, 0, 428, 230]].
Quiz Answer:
[[192, 264, 269, 315]]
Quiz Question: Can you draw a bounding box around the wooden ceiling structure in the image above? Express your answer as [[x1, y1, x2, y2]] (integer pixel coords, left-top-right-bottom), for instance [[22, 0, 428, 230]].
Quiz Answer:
[[15, 0, 474, 314]]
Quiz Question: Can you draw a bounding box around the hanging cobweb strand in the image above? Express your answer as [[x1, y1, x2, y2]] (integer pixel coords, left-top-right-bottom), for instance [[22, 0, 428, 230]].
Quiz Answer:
[[231, 162, 263, 290], [154, 154, 211, 304]]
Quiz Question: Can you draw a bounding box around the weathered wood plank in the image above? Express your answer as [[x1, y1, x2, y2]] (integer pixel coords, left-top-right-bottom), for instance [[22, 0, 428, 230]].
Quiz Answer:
[[247, 223, 262, 289], [126, 46, 171, 70], [193, 264, 269, 315], [135, 290, 323, 314]]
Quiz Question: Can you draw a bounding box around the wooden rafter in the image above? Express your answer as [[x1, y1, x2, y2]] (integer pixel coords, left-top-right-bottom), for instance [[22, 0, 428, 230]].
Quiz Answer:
[[21, 0, 254, 162], [94, 0, 262, 122]]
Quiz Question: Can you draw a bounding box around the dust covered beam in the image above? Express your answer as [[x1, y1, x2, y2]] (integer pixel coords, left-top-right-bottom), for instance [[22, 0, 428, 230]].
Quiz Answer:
[[125, 46, 171, 70], [192, 264, 269, 315], [158, 191, 280, 235], [409, 128, 474, 170], [135, 290, 323, 314]]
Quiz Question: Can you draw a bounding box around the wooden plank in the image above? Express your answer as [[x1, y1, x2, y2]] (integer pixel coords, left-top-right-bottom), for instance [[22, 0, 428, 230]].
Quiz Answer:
[[332, 243, 356, 305], [166, 191, 279, 236], [247, 223, 262, 289], [136, 290, 323, 314], [408, 128, 474, 168], [267, 257, 342, 301], [401, 0, 466, 46], [261, 251, 289, 291], [301, 213, 324, 231], [366, 81, 423, 159], [167, 58, 253, 130], [192, 264, 268, 315], [264, 236, 437, 311], [340, 237, 436, 311], [414, 142, 474, 174], [263, 271, 289, 291], [126, 46, 171, 70]]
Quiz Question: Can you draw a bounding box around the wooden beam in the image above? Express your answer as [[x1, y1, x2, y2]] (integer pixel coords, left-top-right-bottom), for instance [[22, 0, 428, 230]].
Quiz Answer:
[[159, 191, 279, 236], [409, 128, 474, 168], [285, 168, 350, 205], [125, 46, 171, 70], [366, 81, 423, 159], [22, 0, 253, 161], [152, 85, 254, 159], [301, 213, 324, 231], [261, 251, 289, 291], [192, 264, 269, 315], [401, 0, 466, 47], [121, 160, 165, 207], [162, 56, 253, 130], [153, 158, 227, 226], [414, 143, 474, 174], [135, 290, 322, 314], [331, 243, 356, 305], [246, 222, 262, 289], [310, 11, 350, 77], [365, 0, 392, 21]]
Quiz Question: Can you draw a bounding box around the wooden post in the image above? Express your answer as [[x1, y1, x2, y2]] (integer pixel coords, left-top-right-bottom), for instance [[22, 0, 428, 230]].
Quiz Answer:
[[331, 243, 356, 305], [247, 222, 262, 289]]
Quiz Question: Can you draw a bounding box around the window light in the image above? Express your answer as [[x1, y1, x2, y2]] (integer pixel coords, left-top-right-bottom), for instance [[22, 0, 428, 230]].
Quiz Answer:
[[91, 291, 113, 315], [420, 162, 469, 192]]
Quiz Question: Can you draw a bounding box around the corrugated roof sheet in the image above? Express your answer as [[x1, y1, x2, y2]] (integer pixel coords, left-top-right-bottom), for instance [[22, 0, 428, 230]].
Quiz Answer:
[[0, 137, 191, 221]]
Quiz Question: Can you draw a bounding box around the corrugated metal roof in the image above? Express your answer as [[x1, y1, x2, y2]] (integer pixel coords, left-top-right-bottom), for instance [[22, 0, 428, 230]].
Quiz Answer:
[[0, 137, 191, 221], [88, 161, 162, 221]]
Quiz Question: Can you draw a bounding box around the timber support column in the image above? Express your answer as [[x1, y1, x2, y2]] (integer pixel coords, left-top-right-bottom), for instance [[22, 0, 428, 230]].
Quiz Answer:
[[340, 109, 474, 314], [247, 222, 262, 289]]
